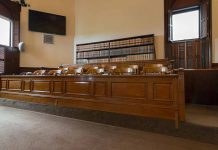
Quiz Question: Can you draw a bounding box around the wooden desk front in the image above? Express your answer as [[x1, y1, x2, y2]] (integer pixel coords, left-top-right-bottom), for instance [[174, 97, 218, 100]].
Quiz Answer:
[[0, 74, 185, 127]]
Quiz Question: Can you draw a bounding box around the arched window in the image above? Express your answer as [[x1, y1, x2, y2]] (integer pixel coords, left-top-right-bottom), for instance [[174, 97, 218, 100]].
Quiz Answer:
[[0, 15, 12, 46]]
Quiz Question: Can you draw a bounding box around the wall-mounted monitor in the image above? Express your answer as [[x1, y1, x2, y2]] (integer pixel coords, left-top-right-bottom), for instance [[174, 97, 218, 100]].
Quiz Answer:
[[29, 10, 66, 35]]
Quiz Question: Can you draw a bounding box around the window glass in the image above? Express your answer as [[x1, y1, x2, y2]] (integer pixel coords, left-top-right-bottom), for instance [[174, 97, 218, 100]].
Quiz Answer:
[[172, 10, 199, 41], [0, 16, 11, 46]]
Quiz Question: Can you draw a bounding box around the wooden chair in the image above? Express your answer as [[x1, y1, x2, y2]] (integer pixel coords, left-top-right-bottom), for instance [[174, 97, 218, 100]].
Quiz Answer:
[[113, 65, 139, 75], [82, 65, 105, 75], [142, 64, 170, 75], [64, 66, 83, 75], [142, 64, 162, 73], [47, 70, 62, 76], [33, 70, 46, 75]]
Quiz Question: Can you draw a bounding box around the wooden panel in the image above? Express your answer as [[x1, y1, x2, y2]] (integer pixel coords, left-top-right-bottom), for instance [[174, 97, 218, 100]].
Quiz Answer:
[[153, 83, 173, 101], [32, 81, 50, 93], [8, 80, 21, 91], [1, 80, 7, 90], [185, 69, 218, 105], [23, 80, 31, 92], [111, 82, 146, 99], [65, 82, 90, 95], [53, 81, 63, 93], [94, 82, 107, 97]]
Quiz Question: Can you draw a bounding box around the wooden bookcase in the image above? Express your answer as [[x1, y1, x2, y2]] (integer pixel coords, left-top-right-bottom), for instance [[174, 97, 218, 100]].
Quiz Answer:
[[76, 34, 156, 64]]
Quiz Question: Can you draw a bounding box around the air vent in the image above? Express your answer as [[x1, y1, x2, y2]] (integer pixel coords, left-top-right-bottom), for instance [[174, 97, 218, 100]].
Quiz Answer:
[[43, 34, 54, 44]]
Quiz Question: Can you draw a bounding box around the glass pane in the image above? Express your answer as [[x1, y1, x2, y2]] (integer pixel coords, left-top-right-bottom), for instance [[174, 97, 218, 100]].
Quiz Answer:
[[172, 10, 199, 41], [0, 17, 11, 46]]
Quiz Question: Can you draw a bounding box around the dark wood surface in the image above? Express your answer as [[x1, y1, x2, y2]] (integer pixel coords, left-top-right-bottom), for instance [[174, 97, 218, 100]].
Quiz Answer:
[[184, 69, 218, 105], [212, 63, 218, 69], [0, 73, 185, 127]]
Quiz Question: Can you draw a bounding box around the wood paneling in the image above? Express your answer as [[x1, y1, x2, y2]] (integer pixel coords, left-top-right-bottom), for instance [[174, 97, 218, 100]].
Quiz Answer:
[[23, 80, 31, 92], [0, 74, 185, 128], [0, 46, 20, 75], [52, 81, 63, 93], [1, 80, 7, 90], [32, 81, 50, 93], [153, 83, 173, 101], [65, 81, 90, 96], [94, 82, 107, 97], [185, 69, 218, 105], [111, 82, 146, 99], [8, 80, 21, 91]]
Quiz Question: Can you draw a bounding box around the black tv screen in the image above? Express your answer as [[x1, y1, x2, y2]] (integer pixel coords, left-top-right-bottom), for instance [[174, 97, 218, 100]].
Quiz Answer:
[[29, 10, 66, 35]]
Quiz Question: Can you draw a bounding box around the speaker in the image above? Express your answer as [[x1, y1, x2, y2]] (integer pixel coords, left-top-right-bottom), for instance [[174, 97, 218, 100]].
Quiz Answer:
[[18, 42, 25, 52]]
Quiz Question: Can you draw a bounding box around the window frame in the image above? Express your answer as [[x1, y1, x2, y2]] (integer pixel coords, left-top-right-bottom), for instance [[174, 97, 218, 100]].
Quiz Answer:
[[0, 15, 13, 47], [170, 6, 200, 42]]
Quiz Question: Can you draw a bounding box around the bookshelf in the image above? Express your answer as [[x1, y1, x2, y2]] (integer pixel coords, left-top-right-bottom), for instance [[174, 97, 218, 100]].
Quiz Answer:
[[76, 34, 156, 64]]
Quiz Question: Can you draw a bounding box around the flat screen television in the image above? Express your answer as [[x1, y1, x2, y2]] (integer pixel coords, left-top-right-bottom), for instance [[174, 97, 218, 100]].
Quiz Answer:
[[29, 10, 66, 35]]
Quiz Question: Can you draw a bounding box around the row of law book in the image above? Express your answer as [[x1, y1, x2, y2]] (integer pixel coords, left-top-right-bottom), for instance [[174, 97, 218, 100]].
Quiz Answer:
[[110, 37, 154, 48], [77, 42, 109, 52], [110, 54, 155, 62], [76, 54, 155, 64], [89, 58, 109, 64], [76, 36, 154, 52], [77, 50, 110, 58], [126, 54, 155, 61], [110, 45, 154, 56], [77, 45, 154, 59]]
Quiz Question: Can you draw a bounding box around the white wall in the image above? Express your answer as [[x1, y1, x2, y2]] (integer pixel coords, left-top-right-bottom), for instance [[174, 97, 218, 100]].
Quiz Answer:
[[20, 0, 74, 68], [74, 0, 165, 62]]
